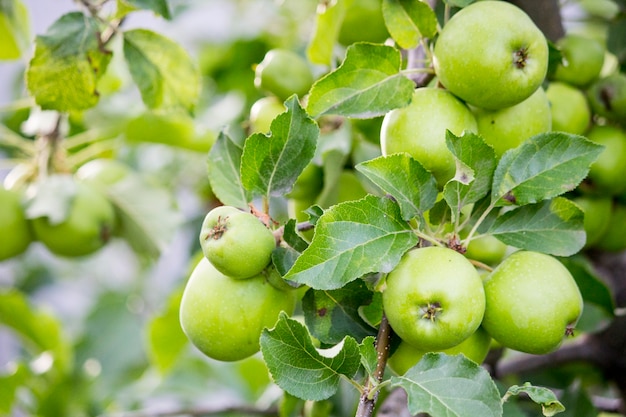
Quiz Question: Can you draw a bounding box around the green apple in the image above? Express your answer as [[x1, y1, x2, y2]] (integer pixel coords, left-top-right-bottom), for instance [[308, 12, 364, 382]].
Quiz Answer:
[[338, 0, 389, 45], [465, 234, 508, 266], [249, 96, 286, 134], [482, 251, 583, 354], [585, 124, 626, 195], [553, 34, 605, 88], [382, 246, 486, 351], [571, 195, 612, 248], [387, 326, 491, 375], [254, 49, 314, 101], [473, 87, 552, 157], [380, 87, 478, 187], [545, 81, 592, 135], [199, 206, 276, 279], [286, 162, 324, 202], [595, 203, 626, 252], [0, 187, 33, 260], [587, 73, 626, 123], [31, 181, 116, 257], [433, 0, 549, 110], [179, 257, 297, 362]]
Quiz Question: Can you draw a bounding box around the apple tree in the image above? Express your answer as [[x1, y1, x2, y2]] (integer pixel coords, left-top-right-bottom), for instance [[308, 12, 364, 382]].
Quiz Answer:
[[1, 0, 626, 416]]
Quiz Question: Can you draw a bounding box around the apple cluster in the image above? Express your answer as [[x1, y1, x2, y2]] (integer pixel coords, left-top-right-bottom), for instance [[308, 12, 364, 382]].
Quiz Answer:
[[179, 205, 297, 362]]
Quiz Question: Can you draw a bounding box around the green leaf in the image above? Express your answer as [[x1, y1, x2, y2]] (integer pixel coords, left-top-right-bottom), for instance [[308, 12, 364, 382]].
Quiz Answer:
[[283, 218, 309, 253], [559, 255, 615, 316], [241, 95, 319, 198], [306, 43, 415, 119], [491, 132, 604, 205], [382, 0, 437, 49], [306, 0, 352, 65], [356, 153, 438, 221], [0, 0, 30, 60], [117, 0, 171, 19], [26, 12, 112, 111], [358, 336, 378, 377], [207, 131, 252, 209], [391, 353, 502, 417], [504, 383, 565, 416], [285, 195, 419, 290], [260, 313, 361, 401], [443, 131, 497, 220], [0, 363, 28, 414], [302, 280, 377, 345], [123, 29, 200, 112], [314, 123, 353, 208], [146, 287, 187, 374], [488, 197, 585, 257]]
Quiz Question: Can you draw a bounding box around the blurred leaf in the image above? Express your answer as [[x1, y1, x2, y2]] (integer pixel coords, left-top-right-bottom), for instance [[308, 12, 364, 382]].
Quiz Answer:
[[26, 12, 111, 111], [285, 195, 419, 290], [382, 0, 437, 49], [260, 313, 361, 401], [504, 382, 565, 416], [314, 122, 353, 208], [559, 255, 615, 316], [488, 197, 585, 257], [443, 131, 497, 220], [491, 133, 604, 206], [117, 0, 171, 19], [0, 363, 28, 413], [302, 280, 377, 345], [146, 287, 188, 374], [559, 381, 597, 417], [443, 0, 475, 6], [607, 16, 626, 69], [307, 43, 414, 118], [24, 174, 77, 224], [207, 131, 252, 210], [307, 0, 352, 65], [0, 0, 30, 60], [391, 353, 502, 417], [123, 29, 200, 112], [241, 96, 319, 198], [0, 290, 72, 373], [356, 153, 438, 221]]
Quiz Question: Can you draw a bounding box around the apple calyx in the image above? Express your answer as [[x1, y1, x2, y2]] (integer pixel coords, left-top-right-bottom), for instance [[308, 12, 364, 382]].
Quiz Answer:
[[513, 47, 529, 69], [565, 325, 576, 337], [206, 216, 229, 241], [421, 302, 443, 322]]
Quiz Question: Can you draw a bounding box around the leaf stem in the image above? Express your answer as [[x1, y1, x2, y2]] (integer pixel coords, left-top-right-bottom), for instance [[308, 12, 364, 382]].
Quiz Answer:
[[0, 125, 36, 156], [462, 200, 498, 247]]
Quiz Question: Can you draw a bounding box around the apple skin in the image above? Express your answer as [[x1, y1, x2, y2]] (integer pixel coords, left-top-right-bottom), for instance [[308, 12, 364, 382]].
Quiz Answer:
[[249, 96, 286, 134], [481, 251, 583, 355], [594, 203, 626, 252], [465, 234, 508, 266], [179, 257, 297, 362], [545, 81, 591, 135], [587, 73, 626, 123], [254, 49, 314, 101], [572, 195, 612, 248], [553, 34, 605, 88], [472, 87, 552, 157], [380, 87, 478, 187], [382, 246, 486, 351], [0, 187, 33, 260], [199, 206, 276, 280], [585, 124, 626, 196], [31, 182, 116, 257], [387, 326, 491, 375], [338, 0, 389, 45], [433, 1, 549, 110]]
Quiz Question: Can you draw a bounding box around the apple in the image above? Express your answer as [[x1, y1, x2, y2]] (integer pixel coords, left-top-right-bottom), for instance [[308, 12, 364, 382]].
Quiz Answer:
[[571, 195, 612, 248], [0, 187, 33, 260], [594, 203, 626, 252], [31, 181, 116, 257], [387, 326, 491, 375], [338, 0, 389, 45], [286, 162, 324, 202], [179, 257, 297, 362], [481, 251, 583, 354], [545, 81, 591, 135], [433, 1, 549, 110], [380, 87, 478, 187], [553, 34, 605, 88], [587, 73, 626, 123], [254, 49, 314, 101], [248, 96, 286, 134], [199, 205, 276, 279], [472, 87, 552, 157], [382, 246, 486, 351], [585, 124, 626, 196], [465, 234, 508, 266]]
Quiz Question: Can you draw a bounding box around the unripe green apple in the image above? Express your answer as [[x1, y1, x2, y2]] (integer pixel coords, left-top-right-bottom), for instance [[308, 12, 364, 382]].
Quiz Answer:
[[472, 87, 551, 157], [587, 73, 626, 123], [594, 203, 626, 252], [338, 0, 389, 45], [380, 87, 477, 187], [0, 187, 33, 260], [387, 326, 491, 375], [465, 234, 508, 266], [585, 124, 626, 195], [433, 1, 549, 110], [553, 34, 605, 88], [254, 49, 314, 101], [199, 206, 276, 279], [286, 163, 324, 202], [179, 257, 297, 362], [571, 195, 612, 248], [248, 96, 286, 134], [482, 251, 583, 355], [383, 246, 486, 351], [31, 181, 116, 257], [545, 81, 591, 135]]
